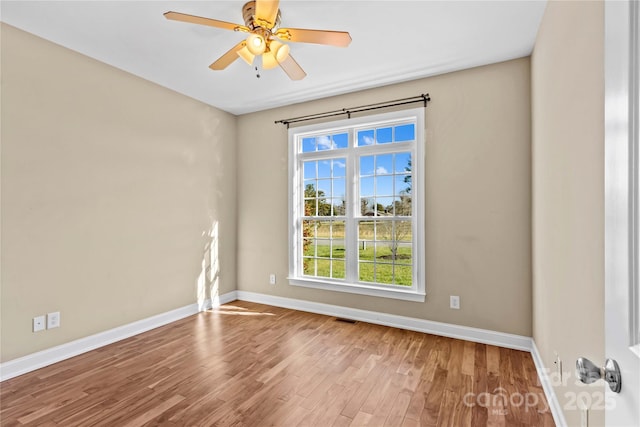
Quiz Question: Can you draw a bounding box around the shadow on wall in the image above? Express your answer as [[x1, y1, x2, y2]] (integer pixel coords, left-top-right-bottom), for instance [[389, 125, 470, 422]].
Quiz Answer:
[[197, 221, 220, 311]]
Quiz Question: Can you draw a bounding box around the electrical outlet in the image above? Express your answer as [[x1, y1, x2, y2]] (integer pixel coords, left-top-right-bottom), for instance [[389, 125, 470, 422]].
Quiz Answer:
[[47, 312, 60, 329], [33, 316, 45, 332], [450, 295, 460, 309], [554, 352, 563, 383], [269, 274, 276, 285]]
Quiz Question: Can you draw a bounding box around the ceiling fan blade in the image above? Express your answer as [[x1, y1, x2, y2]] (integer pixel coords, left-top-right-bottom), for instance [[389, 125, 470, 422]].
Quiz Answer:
[[278, 54, 307, 80], [209, 41, 246, 70], [255, 0, 280, 29], [275, 28, 352, 47], [164, 11, 248, 32]]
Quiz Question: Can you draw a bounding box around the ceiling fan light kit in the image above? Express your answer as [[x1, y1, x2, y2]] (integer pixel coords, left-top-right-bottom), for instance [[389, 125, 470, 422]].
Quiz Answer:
[[164, 0, 351, 80]]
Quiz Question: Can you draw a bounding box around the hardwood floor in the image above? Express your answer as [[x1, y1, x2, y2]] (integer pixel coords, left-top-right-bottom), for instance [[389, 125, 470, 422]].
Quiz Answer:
[[0, 301, 555, 426]]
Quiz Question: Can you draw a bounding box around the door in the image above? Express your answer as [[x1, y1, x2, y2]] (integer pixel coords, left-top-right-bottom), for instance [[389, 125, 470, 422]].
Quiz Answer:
[[604, 1, 640, 426]]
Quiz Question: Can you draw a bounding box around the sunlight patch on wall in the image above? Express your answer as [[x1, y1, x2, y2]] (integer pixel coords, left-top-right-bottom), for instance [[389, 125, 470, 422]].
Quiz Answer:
[[197, 221, 220, 311]]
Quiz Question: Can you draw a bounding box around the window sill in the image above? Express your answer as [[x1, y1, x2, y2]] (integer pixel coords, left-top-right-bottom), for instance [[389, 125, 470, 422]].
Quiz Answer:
[[288, 277, 426, 302]]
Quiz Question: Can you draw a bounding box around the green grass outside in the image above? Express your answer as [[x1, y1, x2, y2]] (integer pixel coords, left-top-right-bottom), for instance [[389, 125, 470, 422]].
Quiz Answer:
[[303, 244, 412, 286], [308, 220, 411, 241]]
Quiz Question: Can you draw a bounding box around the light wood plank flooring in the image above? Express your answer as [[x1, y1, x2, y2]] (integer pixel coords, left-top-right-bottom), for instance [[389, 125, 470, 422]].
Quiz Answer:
[[1, 301, 555, 426]]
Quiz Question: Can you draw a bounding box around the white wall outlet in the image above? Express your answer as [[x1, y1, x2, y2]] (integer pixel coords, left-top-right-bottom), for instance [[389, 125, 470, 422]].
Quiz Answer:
[[269, 274, 276, 285], [47, 311, 60, 329], [33, 315, 45, 332], [554, 352, 563, 382], [450, 295, 460, 309]]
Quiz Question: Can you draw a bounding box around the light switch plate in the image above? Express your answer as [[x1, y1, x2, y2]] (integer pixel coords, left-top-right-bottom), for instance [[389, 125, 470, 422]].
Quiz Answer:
[[33, 316, 45, 332]]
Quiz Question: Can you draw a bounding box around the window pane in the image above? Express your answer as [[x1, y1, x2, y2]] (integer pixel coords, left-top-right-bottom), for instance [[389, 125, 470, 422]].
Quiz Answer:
[[377, 127, 393, 144], [359, 261, 374, 282], [318, 179, 332, 198], [332, 159, 346, 177], [396, 220, 412, 241], [303, 258, 314, 275], [326, 222, 343, 257], [358, 129, 375, 146], [397, 245, 413, 264], [317, 135, 334, 151], [375, 242, 392, 259], [331, 199, 345, 216], [317, 199, 332, 216], [376, 176, 394, 197], [360, 156, 375, 176], [376, 154, 393, 175], [375, 263, 394, 284], [315, 239, 330, 258], [304, 199, 317, 216], [361, 197, 375, 216], [304, 161, 317, 179], [316, 259, 331, 277], [333, 178, 346, 199], [318, 161, 331, 178], [394, 265, 412, 286], [394, 124, 415, 142], [395, 152, 412, 173], [360, 177, 374, 197], [359, 221, 374, 240], [331, 220, 345, 240], [317, 221, 331, 238], [374, 220, 393, 242], [332, 133, 348, 149], [302, 239, 315, 256], [304, 179, 316, 194], [375, 197, 394, 215], [395, 175, 411, 195], [332, 261, 346, 278], [302, 137, 315, 153], [302, 220, 316, 239], [394, 196, 412, 216]]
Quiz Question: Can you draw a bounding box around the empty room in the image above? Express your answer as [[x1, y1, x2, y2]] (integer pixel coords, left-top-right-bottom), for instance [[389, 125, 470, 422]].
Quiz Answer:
[[1, 1, 638, 426]]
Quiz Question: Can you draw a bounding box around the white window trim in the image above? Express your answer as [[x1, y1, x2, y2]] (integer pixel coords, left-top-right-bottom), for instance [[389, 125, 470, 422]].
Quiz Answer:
[[288, 107, 426, 302]]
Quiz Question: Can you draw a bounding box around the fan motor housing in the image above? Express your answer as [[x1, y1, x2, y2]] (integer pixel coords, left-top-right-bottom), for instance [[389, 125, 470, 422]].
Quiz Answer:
[[242, 1, 281, 30]]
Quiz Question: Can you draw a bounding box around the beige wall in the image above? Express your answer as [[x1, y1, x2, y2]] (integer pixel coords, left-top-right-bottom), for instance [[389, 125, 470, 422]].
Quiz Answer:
[[531, 1, 605, 426], [237, 58, 533, 336], [0, 24, 237, 362]]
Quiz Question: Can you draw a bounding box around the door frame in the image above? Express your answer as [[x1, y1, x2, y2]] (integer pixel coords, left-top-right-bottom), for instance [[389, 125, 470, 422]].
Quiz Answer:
[[604, 0, 640, 425]]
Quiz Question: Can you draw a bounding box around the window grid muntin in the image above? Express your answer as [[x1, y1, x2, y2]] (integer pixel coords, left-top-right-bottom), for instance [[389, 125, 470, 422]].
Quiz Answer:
[[357, 218, 413, 287], [358, 151, 412, 217], [355, 121, 416, 147], [301, 132, 350, 153], [303, 158, 346, 217], [301, 218, 346, 280]]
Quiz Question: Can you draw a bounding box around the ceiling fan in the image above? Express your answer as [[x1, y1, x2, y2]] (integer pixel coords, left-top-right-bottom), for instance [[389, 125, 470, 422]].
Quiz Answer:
[[164, 0, 352, 80]]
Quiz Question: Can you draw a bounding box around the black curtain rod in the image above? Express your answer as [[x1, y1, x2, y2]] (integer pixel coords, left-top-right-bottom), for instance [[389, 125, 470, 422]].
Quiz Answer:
[[275, 93, 431, 128]]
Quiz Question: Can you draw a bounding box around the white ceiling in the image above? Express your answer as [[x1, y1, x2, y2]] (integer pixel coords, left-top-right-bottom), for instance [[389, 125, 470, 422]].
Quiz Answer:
[[0, 1, 547, 115]]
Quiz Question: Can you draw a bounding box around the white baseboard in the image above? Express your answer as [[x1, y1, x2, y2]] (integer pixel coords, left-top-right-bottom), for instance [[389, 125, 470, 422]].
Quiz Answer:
[[234, 290, 532, 351], [530, 340, 568, 427], [0, 291, 237, 382]]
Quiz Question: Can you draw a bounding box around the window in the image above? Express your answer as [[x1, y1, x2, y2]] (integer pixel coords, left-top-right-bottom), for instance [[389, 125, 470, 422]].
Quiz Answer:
[[288, 108, 425, 301]]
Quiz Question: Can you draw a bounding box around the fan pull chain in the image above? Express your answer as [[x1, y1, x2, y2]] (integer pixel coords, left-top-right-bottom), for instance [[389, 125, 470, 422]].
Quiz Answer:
[[255, 66, 261, 78]]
